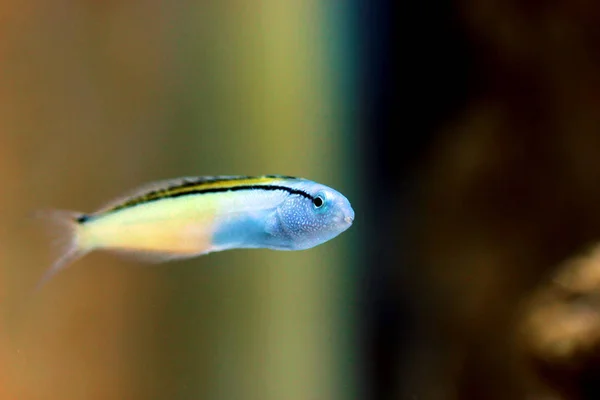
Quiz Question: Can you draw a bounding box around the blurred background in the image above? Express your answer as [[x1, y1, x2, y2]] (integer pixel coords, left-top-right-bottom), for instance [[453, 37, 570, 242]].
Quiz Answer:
[[4, 0, 600, 399]]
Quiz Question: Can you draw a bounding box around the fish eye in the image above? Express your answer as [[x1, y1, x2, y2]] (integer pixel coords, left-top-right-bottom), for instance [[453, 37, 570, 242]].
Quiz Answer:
[[312, 195, 324, 208]]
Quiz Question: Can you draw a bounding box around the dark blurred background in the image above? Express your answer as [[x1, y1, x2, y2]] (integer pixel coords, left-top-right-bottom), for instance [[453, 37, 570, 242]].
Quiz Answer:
[[4, 0, 600, 399], [361, 1, 600, 399]]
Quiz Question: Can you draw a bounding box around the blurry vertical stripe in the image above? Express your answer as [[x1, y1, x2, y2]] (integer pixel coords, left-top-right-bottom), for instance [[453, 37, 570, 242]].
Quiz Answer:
[[322, 0, 366, 400], [0, 3, 30, 396], [199, 1, 356, 400], [322, 2, 361, 399], [0, 2, 173, 399], [0, 141, 17, 400]]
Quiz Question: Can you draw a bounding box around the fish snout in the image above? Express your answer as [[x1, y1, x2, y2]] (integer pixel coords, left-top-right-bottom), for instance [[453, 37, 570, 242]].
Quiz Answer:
[[342, 206, 355, 225]]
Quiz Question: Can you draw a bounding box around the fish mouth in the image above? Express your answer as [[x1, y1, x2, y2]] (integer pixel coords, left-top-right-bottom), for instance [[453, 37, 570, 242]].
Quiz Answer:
[[343, 206, 355, 225]]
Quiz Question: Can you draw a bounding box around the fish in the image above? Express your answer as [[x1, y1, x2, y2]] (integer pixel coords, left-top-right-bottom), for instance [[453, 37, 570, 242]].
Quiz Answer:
[[36, 175, 355, 287]]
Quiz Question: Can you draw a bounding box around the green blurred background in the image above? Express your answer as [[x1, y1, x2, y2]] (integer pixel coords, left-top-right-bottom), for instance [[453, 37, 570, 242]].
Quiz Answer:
[[0, 1, 359, 399]]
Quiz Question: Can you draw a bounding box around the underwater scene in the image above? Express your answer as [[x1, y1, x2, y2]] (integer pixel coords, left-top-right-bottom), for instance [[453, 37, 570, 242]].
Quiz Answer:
[[2, 1, 600, 399]]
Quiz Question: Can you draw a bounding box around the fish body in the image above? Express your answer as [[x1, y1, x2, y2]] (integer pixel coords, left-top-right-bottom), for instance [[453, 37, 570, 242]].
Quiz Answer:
[[38, 175, 354, 286]]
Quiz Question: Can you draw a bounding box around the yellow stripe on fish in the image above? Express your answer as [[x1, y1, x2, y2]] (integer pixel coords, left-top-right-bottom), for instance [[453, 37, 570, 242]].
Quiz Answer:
[[101, 175, 296, 215]]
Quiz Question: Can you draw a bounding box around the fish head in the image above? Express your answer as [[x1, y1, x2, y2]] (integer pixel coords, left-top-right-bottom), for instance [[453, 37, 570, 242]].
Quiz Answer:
[[271, 179, 354, 250]]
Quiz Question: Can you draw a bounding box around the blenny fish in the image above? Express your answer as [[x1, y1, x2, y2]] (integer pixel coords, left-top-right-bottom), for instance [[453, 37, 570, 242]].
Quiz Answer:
[[37, 175, 355, 286]]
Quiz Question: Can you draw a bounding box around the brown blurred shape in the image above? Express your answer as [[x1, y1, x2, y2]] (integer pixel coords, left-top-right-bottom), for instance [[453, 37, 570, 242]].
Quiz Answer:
[[519, 245, 600, 399], [397, 1, 600, 399]]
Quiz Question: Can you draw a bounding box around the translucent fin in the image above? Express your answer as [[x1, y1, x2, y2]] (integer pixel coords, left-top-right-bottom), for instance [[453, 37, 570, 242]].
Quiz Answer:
[[94, 177, 199, 213], [94, 176, 243, 213], [32, 209, 89, 289]]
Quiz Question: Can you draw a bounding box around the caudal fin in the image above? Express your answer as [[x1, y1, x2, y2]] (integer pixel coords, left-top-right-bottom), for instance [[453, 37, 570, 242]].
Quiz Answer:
[[33, 210, 89, 289]]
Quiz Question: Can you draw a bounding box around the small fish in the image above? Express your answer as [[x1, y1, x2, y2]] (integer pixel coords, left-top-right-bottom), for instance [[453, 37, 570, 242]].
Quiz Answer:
[[37, 175, 354, 287]]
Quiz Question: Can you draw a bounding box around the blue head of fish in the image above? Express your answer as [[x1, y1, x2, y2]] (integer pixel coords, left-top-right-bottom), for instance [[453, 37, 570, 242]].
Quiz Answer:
[[266, 180, 354, 250]]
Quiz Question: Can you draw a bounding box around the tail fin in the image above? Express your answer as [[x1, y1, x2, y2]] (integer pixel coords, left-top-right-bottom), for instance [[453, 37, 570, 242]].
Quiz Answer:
[[32, 210, 89, 289]]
